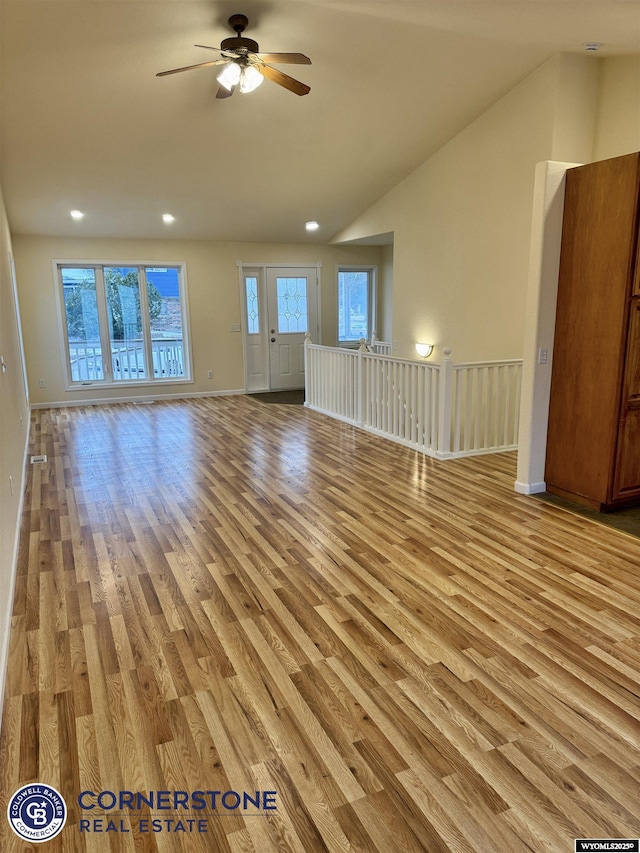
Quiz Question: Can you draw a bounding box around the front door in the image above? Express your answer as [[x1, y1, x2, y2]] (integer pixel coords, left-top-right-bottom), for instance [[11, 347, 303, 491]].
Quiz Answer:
[[266, 268, 318, 390], [241, 266, 319, 392]]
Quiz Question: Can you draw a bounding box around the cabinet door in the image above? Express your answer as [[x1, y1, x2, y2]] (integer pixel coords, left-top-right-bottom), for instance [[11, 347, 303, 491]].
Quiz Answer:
[[612, 301, 640, 501], [613, 404, 640, 499], [634, 207, 640, 295], [622, 301, 640, 402]]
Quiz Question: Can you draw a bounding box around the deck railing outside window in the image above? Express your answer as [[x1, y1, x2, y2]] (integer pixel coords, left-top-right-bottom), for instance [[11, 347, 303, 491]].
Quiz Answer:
[[69, 339, 184, 382]]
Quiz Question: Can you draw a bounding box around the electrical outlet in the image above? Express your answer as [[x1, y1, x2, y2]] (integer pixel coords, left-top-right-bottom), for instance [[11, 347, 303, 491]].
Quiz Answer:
[[538, 348, 548, 365], [207, 370, 213, 379], [39, 378, 46, 388]]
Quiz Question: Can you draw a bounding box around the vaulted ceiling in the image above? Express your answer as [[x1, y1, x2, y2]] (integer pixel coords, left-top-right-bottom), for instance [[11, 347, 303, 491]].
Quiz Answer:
[[1, 0, 638, 243]]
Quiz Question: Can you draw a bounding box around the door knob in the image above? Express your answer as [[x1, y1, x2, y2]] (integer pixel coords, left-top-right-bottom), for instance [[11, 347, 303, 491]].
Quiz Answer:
[[270, 337, 276, 342]]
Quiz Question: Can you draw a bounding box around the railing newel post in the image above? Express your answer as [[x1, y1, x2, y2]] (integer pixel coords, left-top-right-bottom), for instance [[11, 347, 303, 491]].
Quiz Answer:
[[357, 337, 367, 426], [304, 332, 312, 407], [437, 347, 453, 458]]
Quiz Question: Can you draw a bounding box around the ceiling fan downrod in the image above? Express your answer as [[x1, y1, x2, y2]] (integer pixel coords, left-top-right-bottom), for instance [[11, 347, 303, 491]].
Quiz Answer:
[[228, 14, 249, 35]]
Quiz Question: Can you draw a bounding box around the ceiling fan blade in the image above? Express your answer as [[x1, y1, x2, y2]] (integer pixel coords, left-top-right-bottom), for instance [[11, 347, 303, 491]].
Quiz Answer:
[[195, 44, 240, 59], [156, 58, 228, 77], [257, 64, 310, 96], [216, 84, 235, 99], [255, 52, 311, 65]]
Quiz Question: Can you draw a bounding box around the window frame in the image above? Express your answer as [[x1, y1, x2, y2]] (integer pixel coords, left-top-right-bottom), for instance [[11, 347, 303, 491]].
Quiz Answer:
[[53, 259, 193, 390], [336, 265, 377, 347]]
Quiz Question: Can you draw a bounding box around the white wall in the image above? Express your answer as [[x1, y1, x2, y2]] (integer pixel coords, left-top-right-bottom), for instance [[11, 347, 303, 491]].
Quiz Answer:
[[515, 161, 578, 494], [0, 183, 31, 719], [330, 53, 613, 363], [13, 236, 382, 406], [332, 56, 559, 361], [593, 55, 640, 160], [378, 244, 394, 343]]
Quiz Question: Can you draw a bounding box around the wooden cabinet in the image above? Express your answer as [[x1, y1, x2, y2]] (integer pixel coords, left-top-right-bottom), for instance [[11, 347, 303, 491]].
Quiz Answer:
[[545, 152, 640, 511]]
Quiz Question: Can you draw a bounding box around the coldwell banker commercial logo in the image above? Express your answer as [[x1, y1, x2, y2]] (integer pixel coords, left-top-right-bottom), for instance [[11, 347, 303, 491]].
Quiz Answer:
[[7, 783, 67, 843]]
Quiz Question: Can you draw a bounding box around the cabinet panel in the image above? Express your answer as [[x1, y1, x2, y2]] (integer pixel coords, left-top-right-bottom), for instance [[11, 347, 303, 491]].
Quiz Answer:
[[613, 405, 640, 499], [634, 215, 640, 296], [612, 300, 640, 503], [623, 301, 640, 402]]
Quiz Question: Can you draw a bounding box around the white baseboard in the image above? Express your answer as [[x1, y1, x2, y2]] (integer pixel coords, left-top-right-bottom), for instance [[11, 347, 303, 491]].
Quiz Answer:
[[514, 480, 546, 495], [30, 388, 246, 409], [0, 416, 31, 728]]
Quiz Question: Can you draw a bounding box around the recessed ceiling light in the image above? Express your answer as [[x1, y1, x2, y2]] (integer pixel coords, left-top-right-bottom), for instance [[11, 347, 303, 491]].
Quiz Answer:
[[70, 209, 84, 220], [162, 213, 175, 224], [305, 220, 319, 231]]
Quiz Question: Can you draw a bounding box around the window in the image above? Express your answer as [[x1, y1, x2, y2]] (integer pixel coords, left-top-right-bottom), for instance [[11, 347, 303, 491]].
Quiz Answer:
[[56, 263, 191, 387], [337, 267, 376, 344], [245, 276, 260, 334]]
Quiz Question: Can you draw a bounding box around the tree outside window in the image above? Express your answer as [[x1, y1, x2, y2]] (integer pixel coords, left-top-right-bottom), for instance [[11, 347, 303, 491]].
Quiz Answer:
[[64, 268, 162, 341]]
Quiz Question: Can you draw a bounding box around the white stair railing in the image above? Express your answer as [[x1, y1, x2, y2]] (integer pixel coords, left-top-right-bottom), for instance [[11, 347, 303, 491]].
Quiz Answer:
[[369, 331, 392, 355], [306, 344, 359, 422], [451, 360, 522, 455], [362, 347, 441, 453], [304, 337, 522, 459]]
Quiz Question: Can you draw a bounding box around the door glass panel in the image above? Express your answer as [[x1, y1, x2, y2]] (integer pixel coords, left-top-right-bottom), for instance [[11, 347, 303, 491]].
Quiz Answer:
[[276, 277, 308, 334], [61, 267, 104, 381], [105, 266, 147, 380], [245, 276, 260, 334], [145, 267, 185, 378]]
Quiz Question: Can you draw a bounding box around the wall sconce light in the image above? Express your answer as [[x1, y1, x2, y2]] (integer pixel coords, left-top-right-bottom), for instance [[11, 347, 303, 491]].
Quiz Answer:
[[415, 343, 434, 359]]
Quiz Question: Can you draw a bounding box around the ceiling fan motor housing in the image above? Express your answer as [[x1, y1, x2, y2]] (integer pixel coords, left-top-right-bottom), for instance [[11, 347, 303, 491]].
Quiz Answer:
[[221, 36, 259, 55], [223, 13, 258, 55]]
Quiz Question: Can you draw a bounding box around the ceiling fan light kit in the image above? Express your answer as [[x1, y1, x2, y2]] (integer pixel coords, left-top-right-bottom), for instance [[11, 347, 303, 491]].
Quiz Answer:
[[241, 65, 265, 93], [157, 13, 311, 99], [217, 62, 241, 90]]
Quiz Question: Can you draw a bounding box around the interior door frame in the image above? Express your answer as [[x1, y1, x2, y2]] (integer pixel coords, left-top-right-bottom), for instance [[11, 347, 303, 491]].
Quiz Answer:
[[238, 261, 322, 393]]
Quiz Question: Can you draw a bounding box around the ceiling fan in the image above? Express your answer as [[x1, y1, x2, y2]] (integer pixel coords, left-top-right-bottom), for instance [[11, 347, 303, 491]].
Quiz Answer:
[[157, 13, 311, 98]]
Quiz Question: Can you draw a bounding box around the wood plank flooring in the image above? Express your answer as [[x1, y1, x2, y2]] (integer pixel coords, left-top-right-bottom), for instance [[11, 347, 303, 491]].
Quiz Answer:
[[1, 395, 640, 852]]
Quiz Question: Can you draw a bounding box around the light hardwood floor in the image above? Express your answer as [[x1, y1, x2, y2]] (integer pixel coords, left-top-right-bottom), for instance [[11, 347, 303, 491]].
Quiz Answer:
[[1, 395, 640, 852]]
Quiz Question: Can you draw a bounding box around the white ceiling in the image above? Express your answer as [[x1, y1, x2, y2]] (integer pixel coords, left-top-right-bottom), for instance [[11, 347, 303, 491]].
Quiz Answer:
[[1, 0, 639, 244]]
